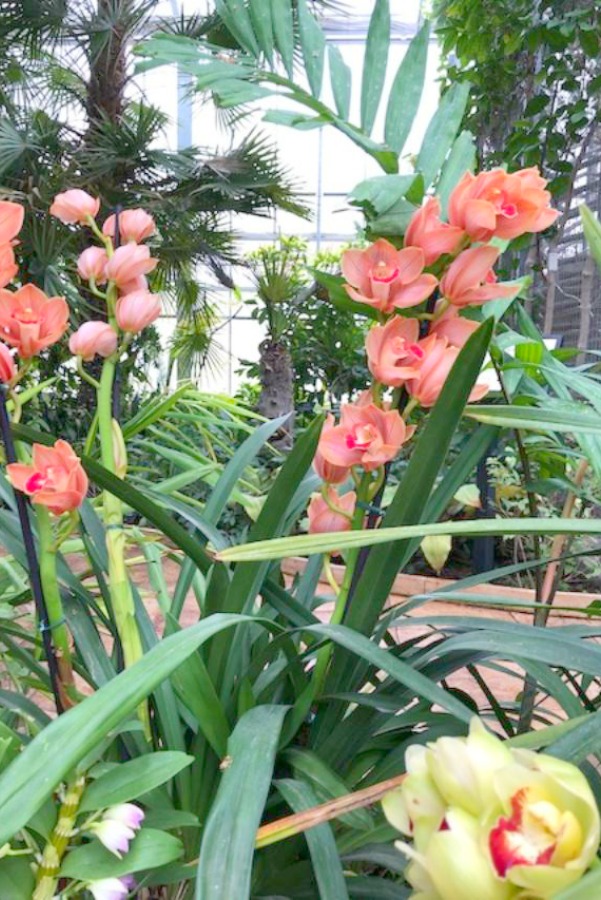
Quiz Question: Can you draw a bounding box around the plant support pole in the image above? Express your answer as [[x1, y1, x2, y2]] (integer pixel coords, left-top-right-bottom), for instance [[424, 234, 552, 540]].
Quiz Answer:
[[0, 388, 65, 714]]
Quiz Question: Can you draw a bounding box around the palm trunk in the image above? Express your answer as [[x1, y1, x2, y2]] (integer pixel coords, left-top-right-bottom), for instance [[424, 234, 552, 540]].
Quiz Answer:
[[257, 339, 294, 450]]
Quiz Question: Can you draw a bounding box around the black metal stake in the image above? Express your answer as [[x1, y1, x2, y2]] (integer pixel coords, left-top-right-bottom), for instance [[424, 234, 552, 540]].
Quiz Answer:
[[112, 205, 122, 420], [0, 388, 65, 713]]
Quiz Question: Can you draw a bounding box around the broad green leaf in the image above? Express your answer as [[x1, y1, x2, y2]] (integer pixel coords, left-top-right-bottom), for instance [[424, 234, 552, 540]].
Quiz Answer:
[[416, 82, 471, 188], [329, 44, 351, 119], [215, 0, 260, 56], [437, 130, 476, 217], [196, 705, 287, 900], [312, 269, 379, 321], [464, 403, 601, 434], [0, 614, 254, 845], [385, 22, 429, 154], [297, 0, 326, 98], [546, 710, 601, 764], [80, 752, 194, 812], [277, 778, 349, 900], [61, 828, 183, 880], [0, 858, 34, 900], [284, 748, 372, 830], [249, 0, 274, 60], [580, 204, 601, 273], [271, 0, 294, 77], [349, 174, 417, 216], [361, 0, 390, 135], [263, 110, 327, 129]]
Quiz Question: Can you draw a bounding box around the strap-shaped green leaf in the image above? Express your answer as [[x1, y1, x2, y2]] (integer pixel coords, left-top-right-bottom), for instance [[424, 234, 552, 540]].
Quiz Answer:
[[416, 81, 471, 189], [195, 705, 287, 900], [215, 0, 260, 57], [581, 204, 601, 273], [297, 0, 326, 98], [249, 0, 274, 60], [385, 21, 429, 154], [360, 0, 390, 135], [328, 44, 351, 119], [437, 129, 476, 216], [271, 0, 294, 77], [80, 752, 194, 812]]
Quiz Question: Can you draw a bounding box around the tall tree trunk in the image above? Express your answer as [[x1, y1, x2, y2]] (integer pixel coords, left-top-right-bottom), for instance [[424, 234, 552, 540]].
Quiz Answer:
[[257, 340, 294, 450]]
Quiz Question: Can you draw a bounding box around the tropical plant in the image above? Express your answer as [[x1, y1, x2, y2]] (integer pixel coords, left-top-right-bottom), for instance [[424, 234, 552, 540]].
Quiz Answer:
[[1, 4, 601, 900]]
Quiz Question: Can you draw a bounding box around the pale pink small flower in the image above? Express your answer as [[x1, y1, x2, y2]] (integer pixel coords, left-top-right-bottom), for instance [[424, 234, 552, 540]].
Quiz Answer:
[[103, 209, 156, 243], [69, 322, 118, 361], [88, 876, 132, 900], [365, 316, 422, 387], [115, 290, 161, 333], [308, 487, 356, 535], [104, 244, 158, 288], [342, 239, 437, 314], [50, 189, 100, 225], [404, 197, 465, 265], [91, 803, 144, 858], [318, 402, 412, 471], [440, 246, 519, 308], [77, 247, 108, 283]]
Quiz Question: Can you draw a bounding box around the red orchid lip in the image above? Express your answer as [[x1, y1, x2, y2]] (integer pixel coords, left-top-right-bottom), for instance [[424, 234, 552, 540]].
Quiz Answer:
[[370, 265, 399, 284], [25, 472, 47, 493], [489, 789, 556, 877]]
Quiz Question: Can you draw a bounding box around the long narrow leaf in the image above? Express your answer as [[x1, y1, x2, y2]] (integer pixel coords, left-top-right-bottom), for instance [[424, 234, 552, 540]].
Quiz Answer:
[[416, 82, 471, 188], [384, 21, 429, 154], [360, 0, 390, 135]]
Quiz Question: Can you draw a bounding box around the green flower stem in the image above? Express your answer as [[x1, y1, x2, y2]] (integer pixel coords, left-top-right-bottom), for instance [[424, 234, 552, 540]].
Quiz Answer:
[[33, 774, 86, 900], [312, 473, 372, 698], [35, 504, 77, 709]]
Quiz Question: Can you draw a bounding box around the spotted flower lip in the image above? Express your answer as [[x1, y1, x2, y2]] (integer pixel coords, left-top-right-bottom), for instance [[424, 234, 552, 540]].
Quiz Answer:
[[341, 239, 438, 313]]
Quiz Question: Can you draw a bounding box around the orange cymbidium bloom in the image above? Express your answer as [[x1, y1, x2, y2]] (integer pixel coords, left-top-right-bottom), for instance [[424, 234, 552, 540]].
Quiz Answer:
[[103, 209, 156, 244], [115, 290, 161, 333], [0, 343, 16, 383], [448, 167, 559, 243], [342, 239, 437, 314], [0, 201, 24, 245], [406, 334, 488, 408], [0, 284, 69, 358], [307, 487, 356, 535], [318, 402, 412, 471], [50, 189, 100, 225], [440, 246, 518, 308], [77, 247, 108, 283], [430, 303, 479, 348], [365, 316, 422, 387], [7, 440, 89, 515], [313, 414, 351, 485], [69, 322, 118, 361], [0, 244, 18, 289], [105, 244, 158, 288], [404, 197, 465, 266]]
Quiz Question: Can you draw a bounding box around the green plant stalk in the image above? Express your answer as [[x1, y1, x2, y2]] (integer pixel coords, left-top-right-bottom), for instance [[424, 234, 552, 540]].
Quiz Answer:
[[35, 504, 77, 709], [97, 354, 144, 673], [32, 773, 86, 900], [312, 473, 371, 697]]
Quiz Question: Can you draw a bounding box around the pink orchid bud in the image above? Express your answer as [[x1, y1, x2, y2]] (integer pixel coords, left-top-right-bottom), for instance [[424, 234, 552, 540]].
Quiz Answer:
[[69, 322, 118, 361], [104, 243, 158, 288], [88, 877, 132, 900], [115, 290, 161, 333], [308, 486, 356, 535], [341, 239, 438, 314], [0, 201, 24, 244], [404, 197, 465, 265], [365, 316, 422, 387], [0, 343, 16, 383], [77, 247, 108, 283], [49, 189, 100, 225], [430, 303, 479, 348], [103, 208, 156, 243], [0, 244, 18, 289], [318, 402, 412, 471], [7, 440, 88, 515], [313, 414, 350, 485], [90, 803, 144, 858], [406, 334, 488, 408], [440, 246, 519, 308], [448, 167, 559, 243], [0, 284, 69, 358]]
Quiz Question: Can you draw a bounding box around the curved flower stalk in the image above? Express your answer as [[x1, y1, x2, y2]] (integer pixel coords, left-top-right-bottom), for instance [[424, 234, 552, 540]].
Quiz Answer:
[[309, 167, 556, 690], [382, 719, 600, 899]]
